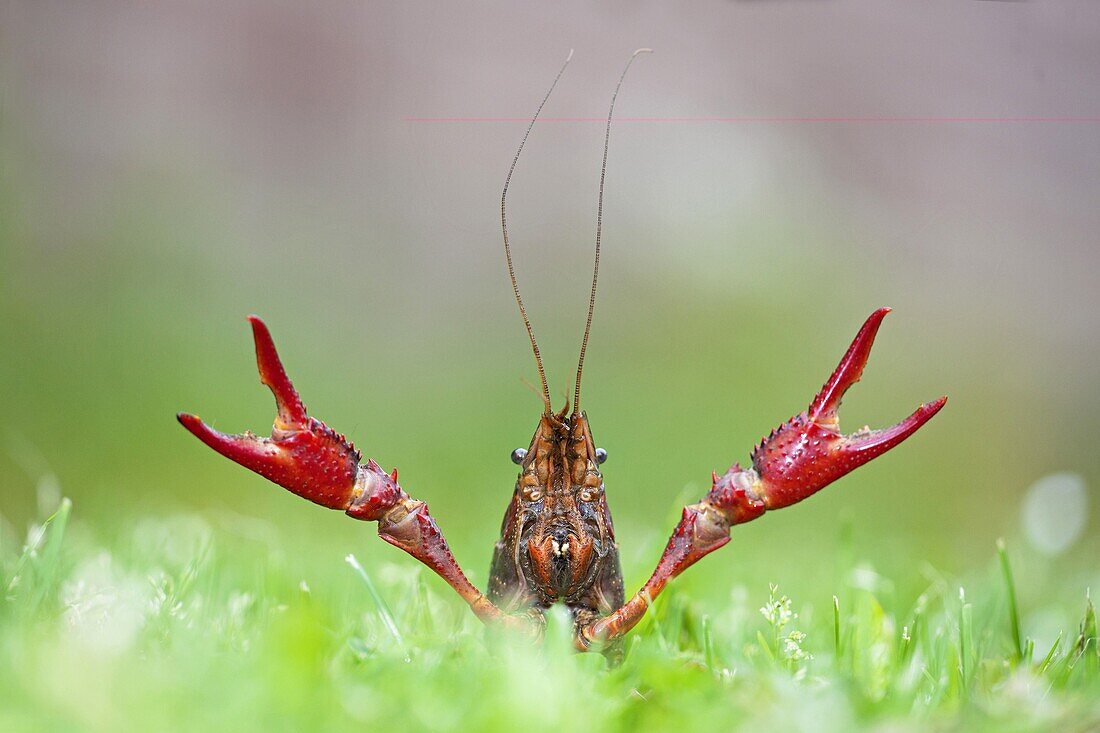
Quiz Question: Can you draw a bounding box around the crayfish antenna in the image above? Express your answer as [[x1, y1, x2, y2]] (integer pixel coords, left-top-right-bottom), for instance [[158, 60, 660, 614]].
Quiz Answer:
[[501, 50, 574, 415], [573, 48, 651, 413]]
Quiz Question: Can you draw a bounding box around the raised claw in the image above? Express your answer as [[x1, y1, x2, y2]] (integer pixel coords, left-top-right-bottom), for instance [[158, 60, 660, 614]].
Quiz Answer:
[[177, 316, 371, 514], [583, 309, 945, 646], [748, 307, 946, 510], [177, 316, 538, 632]]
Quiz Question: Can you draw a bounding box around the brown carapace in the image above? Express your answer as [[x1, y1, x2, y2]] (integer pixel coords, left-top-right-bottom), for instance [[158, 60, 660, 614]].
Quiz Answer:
[[177, 51, 946, 657], [488, 406, 625, 644]]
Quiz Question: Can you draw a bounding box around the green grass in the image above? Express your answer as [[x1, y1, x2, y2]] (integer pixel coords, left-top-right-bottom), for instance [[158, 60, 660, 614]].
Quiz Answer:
[[1, 497, 1097, 733]]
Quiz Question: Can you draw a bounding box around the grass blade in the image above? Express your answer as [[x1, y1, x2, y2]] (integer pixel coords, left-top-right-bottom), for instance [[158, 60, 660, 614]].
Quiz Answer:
[[958, 587, 972, 697], [702, 614, 716, 671], [1038, 632, 1062, 674], [28, 498, 71, 616], [833, 595, 842, 659], [415, 570, 435, 635], [345, 554, 405, 649], [1071, 592, 1097, 670], [997, 538, 1024, 662]]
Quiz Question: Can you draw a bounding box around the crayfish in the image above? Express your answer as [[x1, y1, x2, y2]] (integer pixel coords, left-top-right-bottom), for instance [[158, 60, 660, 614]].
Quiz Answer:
[[178, 50, 945, 656]]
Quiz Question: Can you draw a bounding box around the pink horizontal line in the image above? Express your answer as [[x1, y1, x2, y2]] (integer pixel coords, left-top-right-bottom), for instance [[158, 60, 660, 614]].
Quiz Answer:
[[404, 116, 1100, 124]]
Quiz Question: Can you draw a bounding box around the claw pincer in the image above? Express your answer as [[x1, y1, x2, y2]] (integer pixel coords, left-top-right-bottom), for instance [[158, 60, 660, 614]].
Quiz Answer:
[[690, 308, 945, 532], [177, 316, 528, 631], [177, 316, 394, 517], [586, 308, 945, 643], [747, 307, 946, 509], [709, 308, 945, 521]]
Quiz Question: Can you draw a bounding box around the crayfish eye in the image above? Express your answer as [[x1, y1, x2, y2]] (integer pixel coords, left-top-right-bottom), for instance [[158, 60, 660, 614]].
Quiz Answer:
[[510, 448, 527, 465], [595, 448, 608, 464]]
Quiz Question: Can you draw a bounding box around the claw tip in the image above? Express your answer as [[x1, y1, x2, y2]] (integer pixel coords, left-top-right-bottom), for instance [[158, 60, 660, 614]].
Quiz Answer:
[[176, 412, 207, 438]]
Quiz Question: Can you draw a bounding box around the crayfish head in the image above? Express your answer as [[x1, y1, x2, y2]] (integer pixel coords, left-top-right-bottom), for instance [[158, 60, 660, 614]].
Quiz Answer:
[[510, 407, 616, 604]]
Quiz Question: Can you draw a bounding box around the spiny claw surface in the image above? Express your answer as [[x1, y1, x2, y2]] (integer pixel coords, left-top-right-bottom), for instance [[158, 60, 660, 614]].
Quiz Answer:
[[177, 316, 365, 512], [178, 317, 531, 629], [749, 308, 946, 510]]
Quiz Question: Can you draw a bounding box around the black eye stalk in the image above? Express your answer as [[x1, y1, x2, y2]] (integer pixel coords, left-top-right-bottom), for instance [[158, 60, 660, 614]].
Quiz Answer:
[[595, 448, 608, 464]]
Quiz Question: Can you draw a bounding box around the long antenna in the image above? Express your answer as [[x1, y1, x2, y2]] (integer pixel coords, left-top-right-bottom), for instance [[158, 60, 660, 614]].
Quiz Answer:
[[503, 49, 573, 415], [573, 48, 651, 413]]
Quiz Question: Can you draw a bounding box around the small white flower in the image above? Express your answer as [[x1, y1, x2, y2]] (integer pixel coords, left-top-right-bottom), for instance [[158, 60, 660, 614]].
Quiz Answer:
[[761, 584, 812, 668], [784, 630, 811, 662], [760, 583, 797, 630]]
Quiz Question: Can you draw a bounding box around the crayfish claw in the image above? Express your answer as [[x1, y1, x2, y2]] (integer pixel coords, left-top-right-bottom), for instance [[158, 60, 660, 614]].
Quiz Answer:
[[750, 309, 945, 510], [845, 397, 947, 457], [808, 307, 889, 425], [179, 318, 535, 632], [176, 411, 254, 461], [177, 319, 363, 511], [248, 315, 308, 430], [177, 412, 284, 484]]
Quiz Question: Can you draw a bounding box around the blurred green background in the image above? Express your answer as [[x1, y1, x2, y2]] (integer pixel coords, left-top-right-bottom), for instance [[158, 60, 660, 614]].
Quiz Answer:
[[0, 2, 1097, 649]]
